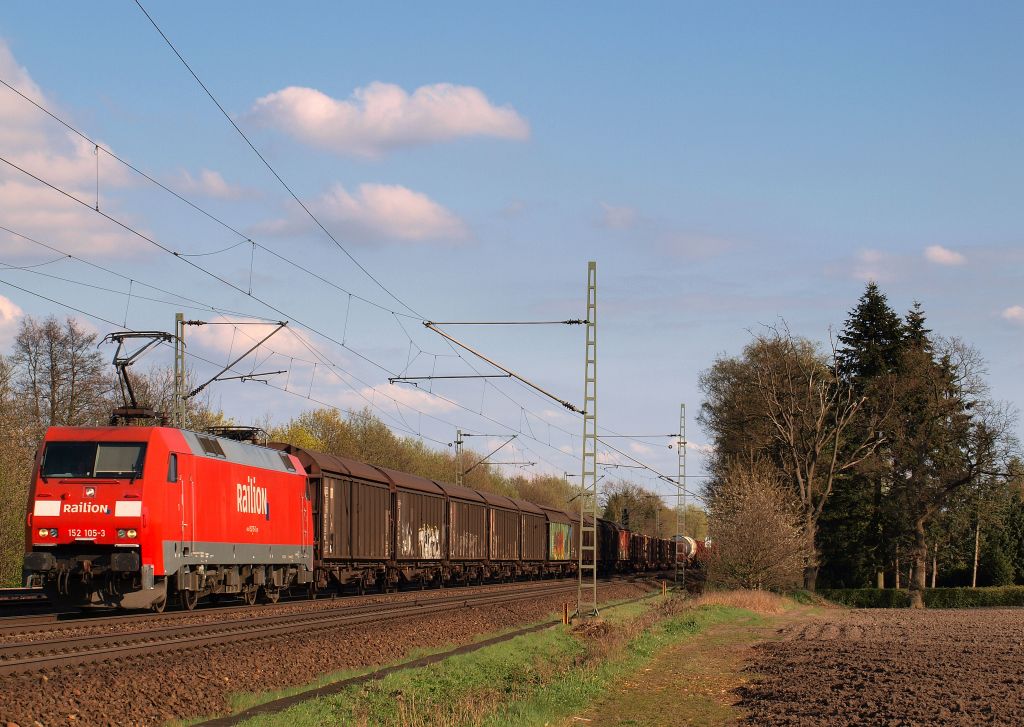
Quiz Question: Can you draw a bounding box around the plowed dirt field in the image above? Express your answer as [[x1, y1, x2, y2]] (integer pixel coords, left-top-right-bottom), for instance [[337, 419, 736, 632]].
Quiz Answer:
[[739, 608, 1024, 725]]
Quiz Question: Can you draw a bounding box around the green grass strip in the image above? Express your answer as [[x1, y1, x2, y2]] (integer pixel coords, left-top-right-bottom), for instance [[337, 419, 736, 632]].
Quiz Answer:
[[235, 599, 757, 727]]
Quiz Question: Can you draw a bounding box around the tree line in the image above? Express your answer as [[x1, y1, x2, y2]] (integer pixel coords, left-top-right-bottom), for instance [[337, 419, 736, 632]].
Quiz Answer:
[[700, 283, 1021, 605], [0, 314, 694, 586]]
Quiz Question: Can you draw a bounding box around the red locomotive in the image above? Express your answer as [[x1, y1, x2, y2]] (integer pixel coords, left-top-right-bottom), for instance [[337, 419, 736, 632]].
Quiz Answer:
[[23, 425, 700, 611], [24, 426, 313, 611]]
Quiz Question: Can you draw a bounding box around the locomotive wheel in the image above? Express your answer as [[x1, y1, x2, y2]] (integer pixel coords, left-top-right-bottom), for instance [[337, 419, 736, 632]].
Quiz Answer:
[[242, 587, 258, 606], [180, 590, 199, 611], [150, 596, 167, 613]]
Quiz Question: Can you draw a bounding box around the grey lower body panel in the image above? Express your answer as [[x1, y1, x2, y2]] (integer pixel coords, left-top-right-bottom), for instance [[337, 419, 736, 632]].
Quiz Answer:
[[162, 540, 313, 575]]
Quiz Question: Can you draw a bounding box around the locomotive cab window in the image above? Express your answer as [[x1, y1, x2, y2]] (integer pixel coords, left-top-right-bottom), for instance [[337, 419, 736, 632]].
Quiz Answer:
[[167, 453, 178, 482], [41, 442, 146, 479]]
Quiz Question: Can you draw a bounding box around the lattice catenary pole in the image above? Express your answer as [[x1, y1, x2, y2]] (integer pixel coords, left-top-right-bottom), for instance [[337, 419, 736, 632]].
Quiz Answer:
[[173, 312, 186, 428], [676, 403, 687, 585], [577, 261, 599, 618], [455, 429, 464, 487]]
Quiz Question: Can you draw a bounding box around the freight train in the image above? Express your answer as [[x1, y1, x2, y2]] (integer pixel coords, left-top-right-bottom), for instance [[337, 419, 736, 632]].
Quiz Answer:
[[22, 426, 696, 611]]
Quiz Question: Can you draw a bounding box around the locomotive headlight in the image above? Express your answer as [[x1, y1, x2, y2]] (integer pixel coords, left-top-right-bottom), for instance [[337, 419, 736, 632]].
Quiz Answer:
[[117, 529, 126, 538], [37, 528, 48, 538], [126, 529, 137, 539]]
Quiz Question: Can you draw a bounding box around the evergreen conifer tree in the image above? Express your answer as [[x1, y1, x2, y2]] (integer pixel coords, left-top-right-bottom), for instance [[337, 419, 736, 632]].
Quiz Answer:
[[819, 282, 905, 587]]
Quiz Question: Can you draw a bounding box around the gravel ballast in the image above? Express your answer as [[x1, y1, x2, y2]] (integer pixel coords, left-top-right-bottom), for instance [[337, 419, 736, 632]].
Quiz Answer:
[[0, 580, 655, 726]]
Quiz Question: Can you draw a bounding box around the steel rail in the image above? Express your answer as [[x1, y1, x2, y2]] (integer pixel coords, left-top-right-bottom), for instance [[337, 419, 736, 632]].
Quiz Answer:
[[0, 580, 607, 675], [0, 577, 600, 637]]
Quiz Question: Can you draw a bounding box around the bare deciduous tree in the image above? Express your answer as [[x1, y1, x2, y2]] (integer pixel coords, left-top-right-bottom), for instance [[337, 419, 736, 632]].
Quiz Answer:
[[11, 316, 111, 437], [746, 327, 887, 590], [707, 458, 808, 591]]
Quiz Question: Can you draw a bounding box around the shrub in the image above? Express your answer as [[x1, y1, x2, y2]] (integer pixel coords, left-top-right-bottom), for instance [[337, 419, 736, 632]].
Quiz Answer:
[[820, 586, 1024, 608], [706, 459, 807, 591]]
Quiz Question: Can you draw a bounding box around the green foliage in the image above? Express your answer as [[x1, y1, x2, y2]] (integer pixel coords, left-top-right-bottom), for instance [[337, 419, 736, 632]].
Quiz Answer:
[[821, 586, 1024, 609], [819, 588, 911, 608], [819, 283, 909, 589], [788, 589, 825, 605], [979, 533, 1016, 587], [267, 407, 601, 510]]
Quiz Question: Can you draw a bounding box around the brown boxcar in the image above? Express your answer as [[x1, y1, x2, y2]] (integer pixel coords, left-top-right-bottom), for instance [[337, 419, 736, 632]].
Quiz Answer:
[[513, 497, 546, 563], [434, 480, 487, 561], [480, 491, 519, 562], [272, 445, 391, 563], [381, 468, 446, 562]]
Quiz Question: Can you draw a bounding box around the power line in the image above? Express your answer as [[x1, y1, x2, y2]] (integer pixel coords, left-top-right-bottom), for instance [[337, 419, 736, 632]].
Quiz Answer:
[[0, 69, 591, 474], [1, 72, 680, 483], [0, 273, 458, 447], [597, 437, 704, 501], [0, 77, 419, 321], [425, 320, 586, 326], [132, 0, 421, 319], [120, 10, 598, 456], [0, 225, 279, 322]]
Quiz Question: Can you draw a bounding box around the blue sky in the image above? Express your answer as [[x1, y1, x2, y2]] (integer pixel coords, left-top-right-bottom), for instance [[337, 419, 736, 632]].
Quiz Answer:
[[0, 2, 1021, 500]]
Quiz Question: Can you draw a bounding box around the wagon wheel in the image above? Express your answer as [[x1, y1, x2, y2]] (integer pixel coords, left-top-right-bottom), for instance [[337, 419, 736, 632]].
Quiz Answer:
[[180, 590, 199, 611], [242, 587, 258, 606], [262, 587, 281, 605], [307, 582, 319, 600], [355, 578, 366, 596]]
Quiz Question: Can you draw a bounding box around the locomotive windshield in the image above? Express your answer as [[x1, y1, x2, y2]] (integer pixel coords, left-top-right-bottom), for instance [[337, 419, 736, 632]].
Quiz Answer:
[[41, 442, 146, 479]]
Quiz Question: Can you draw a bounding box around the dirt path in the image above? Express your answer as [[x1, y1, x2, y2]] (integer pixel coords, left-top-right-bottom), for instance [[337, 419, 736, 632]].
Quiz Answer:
[[564, 606, 815, 727]]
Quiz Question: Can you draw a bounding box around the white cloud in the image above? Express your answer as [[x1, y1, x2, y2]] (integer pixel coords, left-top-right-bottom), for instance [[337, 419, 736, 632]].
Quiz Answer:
[[600, 203, 637, 230], [248, 81, 529, 157], [1002, 305, 1024, 324], [178, 169, 246, 200], [0, 293, 23, 348], [924, 245, 966, 266], [259, 183, 467, 243], [0, 39, 137, 257]]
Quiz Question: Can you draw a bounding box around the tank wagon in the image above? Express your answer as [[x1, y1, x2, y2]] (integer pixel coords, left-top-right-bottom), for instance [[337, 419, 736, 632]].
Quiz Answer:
[[23, 427, 695, 610]]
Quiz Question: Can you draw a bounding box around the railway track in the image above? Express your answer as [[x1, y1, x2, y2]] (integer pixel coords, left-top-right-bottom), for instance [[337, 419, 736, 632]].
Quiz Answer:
[[0, 587, 50, 616], [0, 579, 607, 676]]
